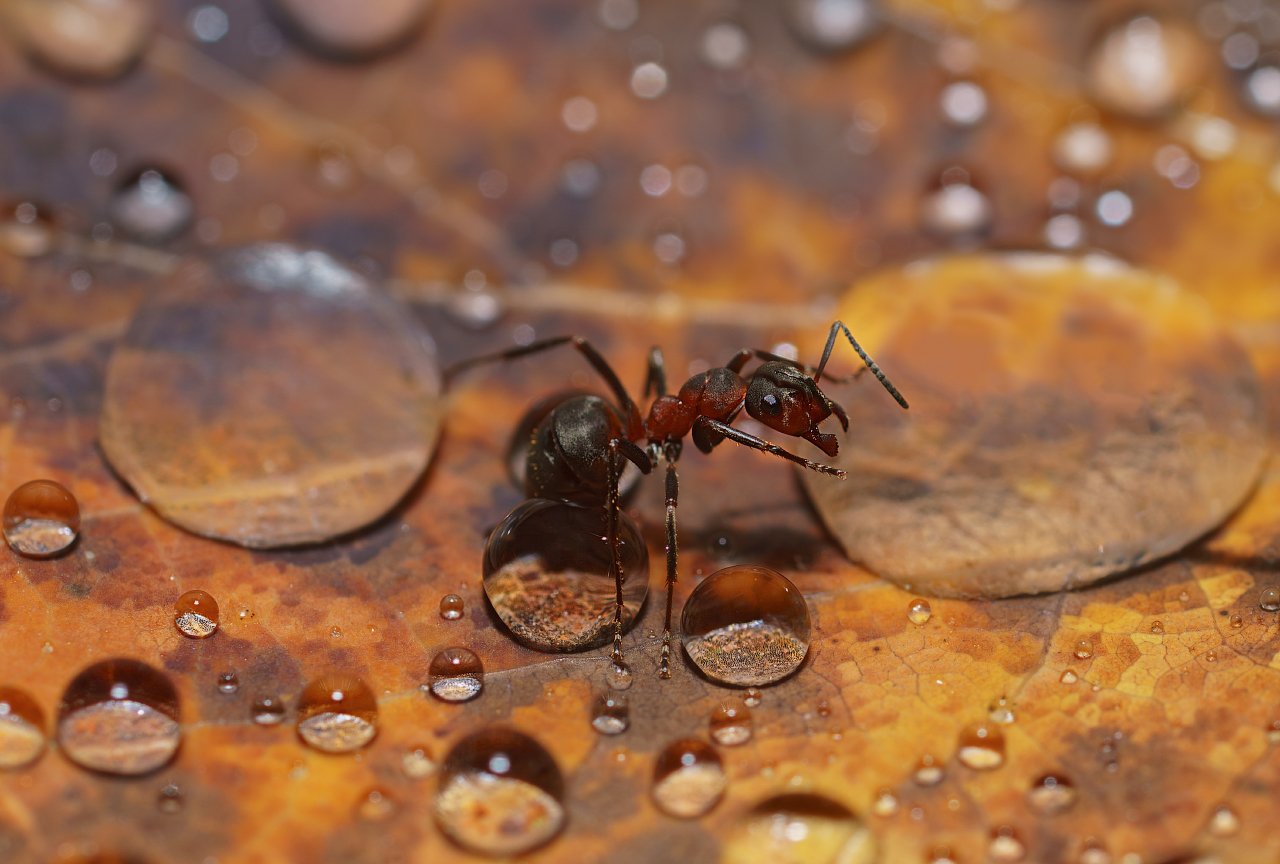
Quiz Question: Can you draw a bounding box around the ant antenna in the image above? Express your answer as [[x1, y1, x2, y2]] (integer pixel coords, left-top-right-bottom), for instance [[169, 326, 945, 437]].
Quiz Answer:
[[814, 321, 909, 410]]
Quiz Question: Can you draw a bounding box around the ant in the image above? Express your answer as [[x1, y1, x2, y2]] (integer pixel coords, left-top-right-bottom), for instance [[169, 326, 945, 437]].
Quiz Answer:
[[447, 322, 908, 678]]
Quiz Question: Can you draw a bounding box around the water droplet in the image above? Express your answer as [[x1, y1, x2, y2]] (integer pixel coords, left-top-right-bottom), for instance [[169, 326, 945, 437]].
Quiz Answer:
[[939, 80, 988, 127], [743, 688, 763, 707], [439, 593, 465, 621], [1028, 773, 1077, 814], [109, 167, 193, 244], [1230, 613, 1244, 628], [1095, 190, 1134, 227], [250, 696, 285, 725], [652, 227, 688, 265], [1205, 649, 1218, 663], [435, 727, 566, 855], [1078, 839, 1111, 864], [913, 754, 944, 786], [591, 693, 630, 735], [0, 201, 56, 257], [721, 793, 875, 864], [1244, 64, 1280, 116], [1148, 619, 1165, 635], [484, 499, 648, 652], [640, 164, 673, 197], [1060, 669, 1079, 684], [173, 590, 219, 638], [606, 660, 634, 691], [787, 0, 880, 53], [957, 723, 1005, 770], [1085, 15, 1209, 119], [329, 626, 343, 639], [560, 95, 598, 133], [989, 825, 1025, 862], [0, 686, 46, 769], [428, 647, 484, 703], [652, 739, 727, 819], [57, 658, 181, 775], [1052, 122, 1114, 175], [921, 168, 992, 239], [357, 787, 396, 822], [930, 847, 959, 864], [238, 607, 254, 621], [701, 21, 751, 70], [217, 672, 239, 694], [1206, 803, 1239, 836], [3, 479, 79, 558], [709, 700, 753, 746], [907, 598, 932, 625], [871, 788, 899, 816], [1260, 586, 1280, 611], [157, 783, 184, 814], [7, 0, 153, 80], [561, 158, 602, 199], [598, 0, 638, 30], [631, 62, 669, 99], [681, 565, 811, 687], [402, 745, 436, 779], [1073, 639, 1094, 660], [272, 0, 431, 58], [296, 674, 378, 753], [988, 697, 1015, 725]]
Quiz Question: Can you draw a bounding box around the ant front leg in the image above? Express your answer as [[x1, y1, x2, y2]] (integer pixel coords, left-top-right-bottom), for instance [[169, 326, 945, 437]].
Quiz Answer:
[[694, 416, 847, 478]]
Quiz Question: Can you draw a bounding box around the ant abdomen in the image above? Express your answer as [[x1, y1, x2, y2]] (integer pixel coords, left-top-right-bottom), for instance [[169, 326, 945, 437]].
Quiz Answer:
[[524, 394, 626, 504]]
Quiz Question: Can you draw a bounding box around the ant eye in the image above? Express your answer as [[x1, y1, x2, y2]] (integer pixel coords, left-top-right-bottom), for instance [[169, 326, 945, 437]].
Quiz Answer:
[[760, 392, 780, 413]]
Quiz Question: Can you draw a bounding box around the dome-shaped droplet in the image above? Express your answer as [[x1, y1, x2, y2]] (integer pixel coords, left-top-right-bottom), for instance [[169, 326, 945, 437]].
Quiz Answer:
[[357, 787, 396, 822], [439, 593, 464, 620], [173, 590, 219, 638], [721, 793, 876, 864], [109, 167, 194, 244], [250, 696, 285, 726], [605, 660, 634, 691], [57, 659, 181, 775], [1028, 773, 1077, 814], [591, 693, 629, 735], [157, 783, 184, 814], [0, 686, 46, 769], [435, 726, 566, 856], [956, 723, 1005, 770], [921, 168, 992, 239], [913, 754, 944, 786], [1074, 639, 1094, 660], [428, 647, 484, 703], [273, 0, 433, 59], [1260, 586, 1280, 612], [907, 598, 932, 625], [6, 0, 153, 81], [681, 565, 811, 687], [652, 738, 726, 819], [988, 826, 1026, 863], [1084, 15, 1209, 119], [484, 499, 649, 652], [709, 700, 753, 746], [4, 479, 80, 558], [296, 674, 378, 753], [216, 671, 239, 694], [786, 0, 880, 53], [0, 201, 56, 258]]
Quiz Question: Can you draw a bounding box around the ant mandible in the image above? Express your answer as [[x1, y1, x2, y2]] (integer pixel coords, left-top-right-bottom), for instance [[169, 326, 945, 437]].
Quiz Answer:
[[448, 321, 908, 678]]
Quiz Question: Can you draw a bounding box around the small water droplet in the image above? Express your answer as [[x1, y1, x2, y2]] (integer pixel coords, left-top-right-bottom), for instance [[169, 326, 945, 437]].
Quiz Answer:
[[701, 21, 751, 70], [250, 696, 285, 726], [357, 787, 396, 822], [907, 598, 932, 625], [402, 745, 437, 779], [0, 686, 46, 769], [1053, 122, 1114, 175], [1078, 839, 1111, 864], [238, 607, 254, 621], [109, 167, 193, 243], [173, 590, 219, 638], [787, 0, 880, 52], [598, 0, 638, 30], [1230, 614, 1244, 628], [157, 783, 184, 814], [439, 594, 465, 621], [1205, 649, 1218, 663], [957, 723, 1005, 770], [631, 61, 669, 99], [329, 626, 343, 639], [939, 80, 988, 127], [1207, 803, 1239, 836], [57, 658, 181, 775], [913, 754, 944, 786], [1074, 639, 1094, 660], [989, 825, 1026, 862], [921, 168, 992, 239], [606, 661, 634, 691], [0, 201, 57, 258], [1095, 189, 1134, 227], [435, 726, 565, 855], [1060, 669, 1079, 684], [709, 701, 753, 746], [216, 672, 239, 695], [3, 479, 80, 558], [1149, 620, 1165, 635], [743, 688, 763, 707], [682, 565, 811, 687], [722, 793, 874, 863], [988, 697, 1015, 725], [652, 739, 727, 819], [871, 788, 899, 816], [1028, 773, 1077, 814], [591, 693, 630, 735], [1085, 15, 1209, 119], [296, 674, 378, 753], [428, 647, 484, 703], [1259, 586, 1280, 612], [484, 499, 648, 652]]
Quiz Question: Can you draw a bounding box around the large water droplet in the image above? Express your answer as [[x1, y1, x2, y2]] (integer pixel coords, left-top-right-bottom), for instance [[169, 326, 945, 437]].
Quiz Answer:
[[787, 0, 880, 53], [1027, 773, 1077, 814], [591, 693, 629, 735], [0, 686, 46, 769], [272, 0, 432, 59], [1259, 586, 1280, 611], [484, 499, 649, 652], [709, 700, 753, 746], [7, 0, 153, 81], [428, 648, 484, 703], [173, 590, 219, 638], [721, 793, 876, 864], [296, 674, 378, 753], [1085, 15, 1209, 119], [57, 659, 180, 775], [435, 727, 566, 856], [956, 723, 1005, 770], [652, 739, 726, 819], [681, 565, 811, 687], [4, 479, 80, 558], [109, 167, 194, 244]]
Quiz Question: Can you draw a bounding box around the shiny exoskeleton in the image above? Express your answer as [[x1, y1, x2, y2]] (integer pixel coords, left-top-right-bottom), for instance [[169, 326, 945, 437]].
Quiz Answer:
[[448, 321, 908, 678]]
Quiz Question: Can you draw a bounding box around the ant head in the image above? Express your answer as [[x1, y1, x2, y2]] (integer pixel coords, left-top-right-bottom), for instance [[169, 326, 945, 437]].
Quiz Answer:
[[745, 362, 843, 455]]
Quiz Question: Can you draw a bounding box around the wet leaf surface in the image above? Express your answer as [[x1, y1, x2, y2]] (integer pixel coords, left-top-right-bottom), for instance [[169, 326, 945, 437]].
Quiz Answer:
[[1, 1, 1280, 863]]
